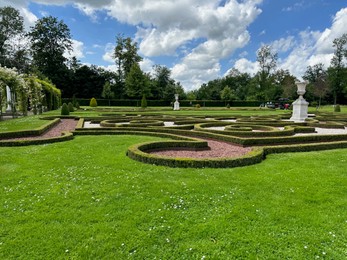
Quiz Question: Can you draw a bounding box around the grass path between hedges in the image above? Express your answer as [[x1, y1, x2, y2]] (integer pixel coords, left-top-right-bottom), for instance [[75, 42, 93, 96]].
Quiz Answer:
[[0, 135, 346, 259]]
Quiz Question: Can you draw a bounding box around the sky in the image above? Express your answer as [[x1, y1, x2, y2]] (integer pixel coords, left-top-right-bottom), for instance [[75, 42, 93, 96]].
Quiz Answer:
[[1, 0, 347, 91]]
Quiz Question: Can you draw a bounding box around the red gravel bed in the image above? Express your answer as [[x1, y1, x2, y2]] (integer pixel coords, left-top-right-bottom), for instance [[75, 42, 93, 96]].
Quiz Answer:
[[149, 138, 252, 159], [1, 119, 77, 141]]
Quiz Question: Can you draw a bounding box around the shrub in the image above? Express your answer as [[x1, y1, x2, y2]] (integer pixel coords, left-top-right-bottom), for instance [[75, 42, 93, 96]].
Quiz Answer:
[[90, 98, 97, 107], [141, 95, 147, 109], [75, 102, 80, 109], [195, 104, 201, 109], [61, 103, 70, 115], [68, 102, 74, 112], [226, 103, 230, 109], [334, 104, 341, 112]]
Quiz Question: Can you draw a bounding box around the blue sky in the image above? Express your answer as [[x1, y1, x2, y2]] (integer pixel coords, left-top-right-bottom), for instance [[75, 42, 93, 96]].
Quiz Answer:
[[2, 0, 347, 91]]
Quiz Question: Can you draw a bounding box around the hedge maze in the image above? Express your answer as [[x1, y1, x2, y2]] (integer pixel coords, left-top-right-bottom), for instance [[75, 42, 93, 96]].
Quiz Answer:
[[2, 112, 347, 168]]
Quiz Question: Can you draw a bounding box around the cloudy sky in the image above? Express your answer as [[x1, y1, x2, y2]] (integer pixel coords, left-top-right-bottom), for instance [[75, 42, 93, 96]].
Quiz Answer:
[[2, 0, 347, 91]]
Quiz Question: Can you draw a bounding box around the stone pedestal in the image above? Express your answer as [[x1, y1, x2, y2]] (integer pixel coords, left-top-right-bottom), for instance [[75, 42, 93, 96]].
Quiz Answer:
[[173, 94, 180, 111], [290, 81, 309, 122]]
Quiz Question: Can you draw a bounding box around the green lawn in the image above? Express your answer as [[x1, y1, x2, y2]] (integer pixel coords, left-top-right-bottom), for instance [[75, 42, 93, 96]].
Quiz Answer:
[[0, 116, 51, 132], [0, 135, 346, 259]]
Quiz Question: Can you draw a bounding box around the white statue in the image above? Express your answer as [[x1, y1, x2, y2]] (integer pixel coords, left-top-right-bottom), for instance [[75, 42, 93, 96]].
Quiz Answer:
[[290, 81, 309, 122], [173, 94, 180, 110], [6, 85, 12, 112]]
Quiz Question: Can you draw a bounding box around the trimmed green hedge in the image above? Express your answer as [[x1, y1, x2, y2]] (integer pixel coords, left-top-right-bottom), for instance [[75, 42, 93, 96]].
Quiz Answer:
[[0, 118, 61, 139], [127, 143, 264, 168], [0, 131, 74, 147]]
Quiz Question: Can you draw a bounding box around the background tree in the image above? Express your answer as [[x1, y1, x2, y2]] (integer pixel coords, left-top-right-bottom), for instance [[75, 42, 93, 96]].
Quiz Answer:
[[0, 6, 28, 71], [304, 64, 330, 108], [256, 45, 278, 100], [328, 33, 347, 105], [113, 35, 142, 86], [220, 86, 236, 102], [101, 81, 114, 106], [28, 16, 72, 96], [151, 65, 172, 99], [125, 63, 150, 98]]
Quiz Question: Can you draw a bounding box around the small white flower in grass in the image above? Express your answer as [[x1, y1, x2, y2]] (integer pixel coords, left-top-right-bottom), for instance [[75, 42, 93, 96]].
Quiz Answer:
[[304, 245, 308, 249], [65, 249, 69, 253], [322, 252, 326, 255], [166, 238, 170, 243], [201, 256, 206, 260]]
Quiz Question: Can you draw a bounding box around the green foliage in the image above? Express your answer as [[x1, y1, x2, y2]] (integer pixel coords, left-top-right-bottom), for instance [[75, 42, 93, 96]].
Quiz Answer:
[[75, 101, 80, 109], [125, 63, 150, 98], [141, 94, 147, 108], [90, 97, 97, 107], [61, 103, 69, 115], [27, 16, 72, 92], [0, 6, 26, 71], [195, 104, 201, 109], [226, 103, 230, 108], [334, 104, 341, 112], [68, 102, 74, 112]]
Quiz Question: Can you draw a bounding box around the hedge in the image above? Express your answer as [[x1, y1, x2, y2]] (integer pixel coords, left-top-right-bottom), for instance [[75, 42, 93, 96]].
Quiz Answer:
[[0, 131, 74, 147], [127, 142, 264, 168], [0, 118, 61, 139]]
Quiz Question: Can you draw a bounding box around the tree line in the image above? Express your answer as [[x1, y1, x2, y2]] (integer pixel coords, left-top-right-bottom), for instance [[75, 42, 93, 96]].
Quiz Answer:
[[1, 6, 347, 106]]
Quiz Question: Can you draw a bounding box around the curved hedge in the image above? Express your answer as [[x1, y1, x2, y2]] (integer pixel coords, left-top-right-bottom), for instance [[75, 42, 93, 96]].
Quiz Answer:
[[0, 131, 74, 147]]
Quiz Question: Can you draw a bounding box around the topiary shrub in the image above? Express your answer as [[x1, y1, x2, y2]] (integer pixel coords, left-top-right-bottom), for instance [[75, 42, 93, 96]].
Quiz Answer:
[[226, 103, 230, 109], [75, 102, 80, 109], [61, 103, 70, 115], [90, 97, 97, 107], [68, 102, 74, 112], [195, 104, 201, 109], [141, 94, 147, 109], [334, 104, 341, 112]]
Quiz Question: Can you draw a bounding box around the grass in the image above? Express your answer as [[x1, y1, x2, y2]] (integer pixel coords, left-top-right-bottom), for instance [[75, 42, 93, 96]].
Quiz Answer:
[[0, 116, 53, 132], [0, 135, 346, 259]]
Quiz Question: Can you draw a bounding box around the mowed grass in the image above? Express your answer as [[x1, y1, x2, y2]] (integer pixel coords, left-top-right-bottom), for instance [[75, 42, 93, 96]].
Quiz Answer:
[[0, 135, 346, 259], [0, 116, 52, 132]]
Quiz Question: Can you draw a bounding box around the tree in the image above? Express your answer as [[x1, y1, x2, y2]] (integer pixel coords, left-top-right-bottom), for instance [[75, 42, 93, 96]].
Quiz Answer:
[[28, 16, 72, 94], [152, 65, 172, 99], [101, 81, 114, 106], [256, 45, 278, 100], [125, 63, 150, 98], [220, 86, 236, 101], [0, 6, 28, 71], [304, 64, 330, 108], [113, 34, 142, 83], [329, 33, 347, 105]]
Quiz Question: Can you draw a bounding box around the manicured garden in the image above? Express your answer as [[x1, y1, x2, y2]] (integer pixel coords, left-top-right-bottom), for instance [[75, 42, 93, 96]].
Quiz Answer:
[[0, 107, 346, 259]]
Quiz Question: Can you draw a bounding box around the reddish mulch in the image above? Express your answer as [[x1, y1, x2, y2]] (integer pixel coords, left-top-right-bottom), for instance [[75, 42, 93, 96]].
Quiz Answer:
[[149, 139, 252, 159], [3, 120, 251, 159], [2, 119, 77, 141]]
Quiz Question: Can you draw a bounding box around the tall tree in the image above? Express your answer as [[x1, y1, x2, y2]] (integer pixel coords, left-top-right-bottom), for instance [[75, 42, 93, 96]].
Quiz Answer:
[[152, 65, 174, 99], [0, 6, 28, 71], [304, 64, 330, 108], [329, 33, 347, 105], [113, 34, 142, 83], [125, 63, 150, 98], [28, 16, 72, 95], [256, 45, 278, 100]]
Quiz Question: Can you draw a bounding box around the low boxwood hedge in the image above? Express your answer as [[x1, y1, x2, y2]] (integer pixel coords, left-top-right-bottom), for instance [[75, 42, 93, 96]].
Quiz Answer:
[[0, 118, 61, 139], [0, 131, 74, 147]]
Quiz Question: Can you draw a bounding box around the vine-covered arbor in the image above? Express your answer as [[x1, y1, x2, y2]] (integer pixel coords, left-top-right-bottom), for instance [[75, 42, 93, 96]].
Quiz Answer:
[[0, 66, 61, 119]]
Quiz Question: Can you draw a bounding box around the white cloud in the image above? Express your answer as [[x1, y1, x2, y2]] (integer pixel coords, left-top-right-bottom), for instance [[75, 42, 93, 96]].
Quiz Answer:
[[64, 39, 85, 59], [234, 7, 347, 80], [233, 58, 258, 75], [139, 58, 154, 74], [102, 43, 114, 63]]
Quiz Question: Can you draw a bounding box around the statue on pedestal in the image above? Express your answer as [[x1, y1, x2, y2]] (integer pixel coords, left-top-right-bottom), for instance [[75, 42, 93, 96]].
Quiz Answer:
[[290, 81, 309, 122], [173, 94, 180, 111]]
